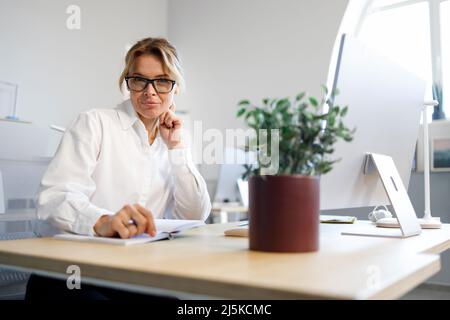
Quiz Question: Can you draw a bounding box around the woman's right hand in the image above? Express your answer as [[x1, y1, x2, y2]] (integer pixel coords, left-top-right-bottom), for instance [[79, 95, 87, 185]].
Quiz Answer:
[[94, 204, 156, 239]]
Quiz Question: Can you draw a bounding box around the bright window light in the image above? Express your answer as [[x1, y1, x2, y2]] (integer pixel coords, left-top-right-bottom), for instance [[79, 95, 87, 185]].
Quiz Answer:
[[371, 0, 411, 9], [358, 2, 433, 100], [441, 0, 450, 115]]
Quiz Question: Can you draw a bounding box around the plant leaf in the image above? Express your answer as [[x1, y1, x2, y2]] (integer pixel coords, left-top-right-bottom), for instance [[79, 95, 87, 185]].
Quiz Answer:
[[309, 97, 319, 107], [296, 92, 306, 102], [235, 87, 355, 177], [238, 100, 250, 106], [236, 107, 246, 117]]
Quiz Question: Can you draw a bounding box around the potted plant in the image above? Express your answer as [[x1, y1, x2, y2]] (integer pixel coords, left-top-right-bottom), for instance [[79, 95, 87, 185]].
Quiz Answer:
[[236, 87, 354, 252]]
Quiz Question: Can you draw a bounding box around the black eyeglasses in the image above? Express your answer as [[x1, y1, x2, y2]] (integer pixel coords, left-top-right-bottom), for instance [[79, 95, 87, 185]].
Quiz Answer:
[[125, 76, 176, 93]]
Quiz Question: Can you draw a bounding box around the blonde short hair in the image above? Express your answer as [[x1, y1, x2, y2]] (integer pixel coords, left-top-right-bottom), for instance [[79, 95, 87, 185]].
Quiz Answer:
[[119, 37, 185, 92]]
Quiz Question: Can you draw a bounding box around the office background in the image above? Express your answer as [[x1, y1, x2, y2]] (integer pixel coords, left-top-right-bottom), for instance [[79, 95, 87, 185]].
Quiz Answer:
[[1, 0, 450, 298]]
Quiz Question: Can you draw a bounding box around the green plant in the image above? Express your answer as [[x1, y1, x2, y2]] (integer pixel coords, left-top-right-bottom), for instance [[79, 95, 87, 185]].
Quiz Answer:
[[236, 86, 355, 179]]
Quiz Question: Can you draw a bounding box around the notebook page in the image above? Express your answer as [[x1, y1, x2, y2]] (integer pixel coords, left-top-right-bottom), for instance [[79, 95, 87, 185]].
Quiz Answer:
[[154, 219, 205, 233]]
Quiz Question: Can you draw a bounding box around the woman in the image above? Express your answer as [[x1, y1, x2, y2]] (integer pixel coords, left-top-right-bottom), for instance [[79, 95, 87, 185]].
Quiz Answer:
[[26, 37, 211, 299], [36, 37, 211, 237]]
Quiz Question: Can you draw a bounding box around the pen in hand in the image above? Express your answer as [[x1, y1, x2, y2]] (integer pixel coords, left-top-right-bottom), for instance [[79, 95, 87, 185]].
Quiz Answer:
[[94, 203, 156, 239], [128, 219, 157, 237]]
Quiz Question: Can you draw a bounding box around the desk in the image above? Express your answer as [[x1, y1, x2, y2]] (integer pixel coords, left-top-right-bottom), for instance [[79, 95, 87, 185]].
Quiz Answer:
[[0, 221, 449, 299]]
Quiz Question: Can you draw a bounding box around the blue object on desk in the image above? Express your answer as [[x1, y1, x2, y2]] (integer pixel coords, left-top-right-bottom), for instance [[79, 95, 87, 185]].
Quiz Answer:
[[5, 115, 20, 121]]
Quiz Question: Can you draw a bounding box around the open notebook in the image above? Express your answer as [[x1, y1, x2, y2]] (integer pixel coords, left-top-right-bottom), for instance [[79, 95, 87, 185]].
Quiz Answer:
[[54, 219, 205, 246]]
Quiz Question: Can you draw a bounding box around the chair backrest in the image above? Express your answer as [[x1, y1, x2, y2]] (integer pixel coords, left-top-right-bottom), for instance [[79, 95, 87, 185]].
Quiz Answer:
[[0, 121, 53, 212]]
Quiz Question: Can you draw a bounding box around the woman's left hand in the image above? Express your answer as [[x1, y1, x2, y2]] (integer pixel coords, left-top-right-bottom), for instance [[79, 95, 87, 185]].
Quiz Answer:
[[159, 103, 183, 149]]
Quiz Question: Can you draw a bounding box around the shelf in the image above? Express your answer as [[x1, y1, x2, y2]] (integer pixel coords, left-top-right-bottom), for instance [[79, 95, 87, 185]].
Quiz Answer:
[[0, 117, 31, 124]]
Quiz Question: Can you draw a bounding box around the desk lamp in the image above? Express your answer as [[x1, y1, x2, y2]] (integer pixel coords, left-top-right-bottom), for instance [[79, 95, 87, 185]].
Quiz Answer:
[[420, 101, 442, 228], [0, 170, 5, 214]]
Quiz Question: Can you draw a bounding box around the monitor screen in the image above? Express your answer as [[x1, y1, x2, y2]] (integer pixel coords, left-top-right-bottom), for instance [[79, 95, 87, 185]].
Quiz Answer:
[[320, 34, 426, 210]]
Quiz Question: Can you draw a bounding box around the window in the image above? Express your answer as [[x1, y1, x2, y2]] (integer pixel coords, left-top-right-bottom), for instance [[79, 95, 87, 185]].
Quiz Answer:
[[441, 0, 450, 116], [354, 0, 450, 118], [373, 0, 411, 6]]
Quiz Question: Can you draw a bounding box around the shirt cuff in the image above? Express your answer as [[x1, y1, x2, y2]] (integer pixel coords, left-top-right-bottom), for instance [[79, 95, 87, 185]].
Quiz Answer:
[[73, 205, 114, 236]]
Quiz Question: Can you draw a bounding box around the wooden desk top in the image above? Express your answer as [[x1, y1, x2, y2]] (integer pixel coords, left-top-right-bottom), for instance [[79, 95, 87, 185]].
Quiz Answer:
[[0, 221, 449, 299]]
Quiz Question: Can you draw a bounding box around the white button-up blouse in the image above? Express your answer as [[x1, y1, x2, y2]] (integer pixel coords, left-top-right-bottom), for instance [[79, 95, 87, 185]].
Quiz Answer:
[[35, 99, 211, 236]]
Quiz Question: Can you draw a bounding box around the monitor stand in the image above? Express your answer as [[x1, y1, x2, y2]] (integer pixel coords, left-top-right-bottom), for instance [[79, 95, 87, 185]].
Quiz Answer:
[[341, 153, 422, 238]]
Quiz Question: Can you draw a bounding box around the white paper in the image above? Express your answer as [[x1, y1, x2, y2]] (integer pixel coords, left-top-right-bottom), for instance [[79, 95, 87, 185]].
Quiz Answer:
[[54, 219, 205, 246]]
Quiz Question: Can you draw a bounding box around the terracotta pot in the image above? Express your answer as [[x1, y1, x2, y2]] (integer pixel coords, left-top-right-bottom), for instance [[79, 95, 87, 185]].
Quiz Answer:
[[249, 175, 320, 253]]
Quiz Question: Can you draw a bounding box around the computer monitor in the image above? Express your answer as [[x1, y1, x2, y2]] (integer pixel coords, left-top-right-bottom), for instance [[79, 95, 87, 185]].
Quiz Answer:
[[213, 147, 252, 204], [214, 164, 245, 204], [320, 34, 426, 211]]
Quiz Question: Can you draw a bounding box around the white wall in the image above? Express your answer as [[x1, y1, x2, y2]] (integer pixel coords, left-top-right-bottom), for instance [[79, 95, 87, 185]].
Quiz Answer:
[[168, 0, 349, 182], [0, 0, 168, 154], [1, 0, 349, 181]]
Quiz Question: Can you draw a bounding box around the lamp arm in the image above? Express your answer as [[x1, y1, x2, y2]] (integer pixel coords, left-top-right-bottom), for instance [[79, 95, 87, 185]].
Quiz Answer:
[[423, 100, 438, 220]]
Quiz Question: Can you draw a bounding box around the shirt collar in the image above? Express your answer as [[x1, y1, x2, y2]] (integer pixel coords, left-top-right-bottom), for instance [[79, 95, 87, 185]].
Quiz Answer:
[[117, 99, 139, 130]]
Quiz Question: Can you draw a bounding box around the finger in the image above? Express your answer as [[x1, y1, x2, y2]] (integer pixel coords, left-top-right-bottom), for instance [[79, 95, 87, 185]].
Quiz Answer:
[[117, 205, 136, 237], [171, 117, 182, 130], [164, 115, 172, 128], [165, 112, 177, 129], [126, 224, 138, 238], [136, 205, 156, 237], [159, 107, 171, 123], [122, 204, 147, 237], [118, 205, 132, 223], [159, 112, 166, 125], [160, 110, 172, 127], [128, 205, 147, 235], [111, 216, 130, 239], [167, 115, 182, 132], [167, 112, 180, 123], [135, 204, 156, 236], [164, 110, 174, 126]]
